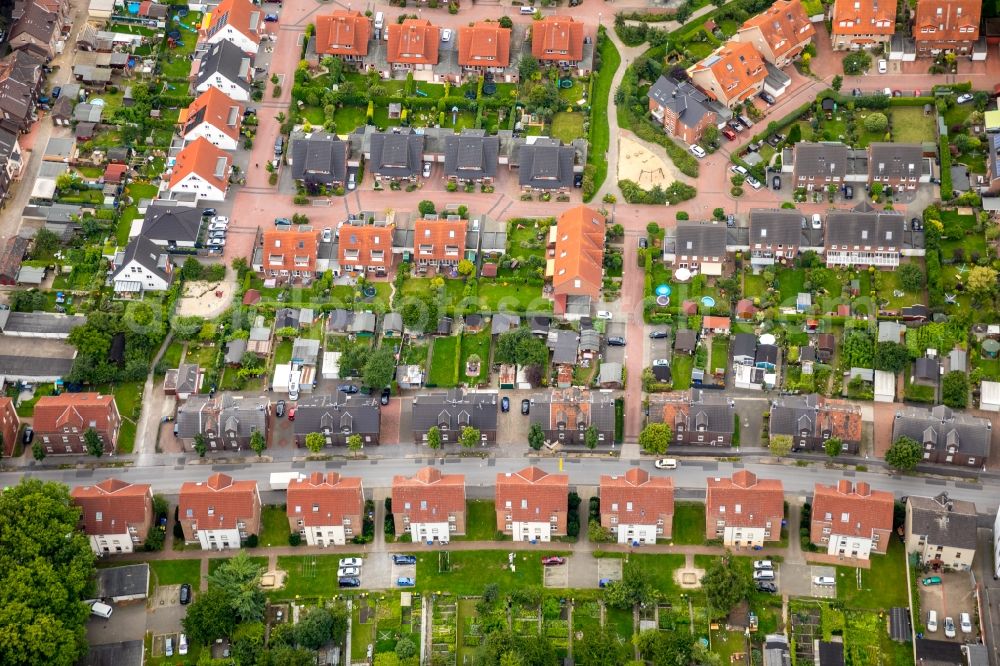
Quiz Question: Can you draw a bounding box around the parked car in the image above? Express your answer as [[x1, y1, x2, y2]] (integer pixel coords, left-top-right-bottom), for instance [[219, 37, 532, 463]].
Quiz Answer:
[[654, 458, 677, 470], [759, 91, 776, 105], [209, 230, 227, 239], [944, 617, 956, 638], [22, 427, 33, 444], [721, 127, 737, 141], [322, 227, 332, 242], [960, 612, 972, 633], [521, 399, 530, 415], [212, 215, 229, 225], [956, 93, 974, 104], [638, 237, 648, 249], [573, 173, 584, 188], [922, 576, 942, 586], [201, 208, 217, 217], [338, 577, 361, 588], [165, 637, 174, 657], [441, 28, 453, 41], [811, 213, 822, 229], [756, 581, 777, 593], [52, 86, 61, 99], [927, 610, 938, 632], [264, 12, 279, 21], [813, 576, 835, 586], [541, 556, 566, 566], [652, 359, 669, 367], [607, 336, 626, 346], [745, 175, 762, 190], [397, 577, 415, 587], [340, 558, 363, 568], [501, 396, 510, 413], [596, 310, 613, 320], [179, 634, 188, 656], [649, 330, 668, 339], [287, 407, 295, 421], [772, 175, 781, 190], [878, 59, 887, 74], [208, 238, 226, 247], [753, 570, 775, 581], [844, 185, 854, 199], [338, 567, 360, 577], [423, 162, 432, 177], [381, 387, 391, 405], [338, 384, 359, 394], [730, 164, 748, 176], [275, 400, 285, 418], [180, 583, 192, 605], [689, 144, 707, 158], [753, 560, 773, 570], [393, 554, 417, 565], [726, 214, 736, 227], [348, 172, 356, 190], [209, 222, 229, 232], [274, 136, 284, 156]]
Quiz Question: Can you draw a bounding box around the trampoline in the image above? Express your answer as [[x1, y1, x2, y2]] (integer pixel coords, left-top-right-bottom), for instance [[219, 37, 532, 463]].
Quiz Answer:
[[362, 286, 377, 298], [656, 295, 670, 307]]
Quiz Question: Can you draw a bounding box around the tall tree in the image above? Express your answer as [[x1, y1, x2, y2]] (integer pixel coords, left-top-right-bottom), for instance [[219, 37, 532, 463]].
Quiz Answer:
[[362, 347, 396, 390], [603, 563, 652, 610], [528, 423, 545, 451], [942, 371, 969, 408], [701, 555, 752, 616], [824, 438, 844, 458], [584, 425, 599, 450], [84, 428, 104, 457], [638, 423, 672, 454], [193, 433, 207, 457], [295, 606, 348, 649], [347, 434, 363, 454], [249, 430, 266, 455], [427, 426, 442, 450], [574, 629, 628, 666], [459, 426, 481, 449], [769, 434, 793, 457], [181, 586, 237, 645], [886, 436, 922, 471], [207, 551, 266, 623], [305, 432, 325, 453]]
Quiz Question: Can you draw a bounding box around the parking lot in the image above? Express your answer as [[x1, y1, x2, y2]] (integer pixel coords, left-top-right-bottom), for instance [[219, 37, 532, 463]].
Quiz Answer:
[[596, 557, 623, 587], [779, 564, 836, 599], [604, 322, 628, 365], [543, 560, 569, 588], [389, 559, 416, 590], [918, 571, 978, 641], [86, 601, 146, 647]]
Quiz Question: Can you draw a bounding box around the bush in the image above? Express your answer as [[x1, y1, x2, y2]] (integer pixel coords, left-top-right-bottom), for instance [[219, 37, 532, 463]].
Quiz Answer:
[[288, 532, 302, 546], [863, 112, 888, 133], [843, 52, 871, 75], [245, 534, 259, 548]]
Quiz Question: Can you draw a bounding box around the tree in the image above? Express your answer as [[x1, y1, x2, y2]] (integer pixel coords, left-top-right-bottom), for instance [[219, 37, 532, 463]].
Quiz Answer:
[[528, 423, 544, 451], [638, 423, 672, 455], [0, 479, 96, 666], [603, 563, 652, 609], [864, 112, 888, 133], [427, 426, 442, 450], [499, 15, 513, 29], [296, 606, 347, 650], [897, 263, 924, 292], [32, 440, 46, 461], [84, 428, 104, 457], [843, 51, 871, 75], [886, 436, 922, 471], [574, 629, 628, 666], [588, 520, 612, 543], [362, 347, 396, 390], [518, 54, 539, 80], [968, 266, 998, 296], [207, 551, 266, 623], [584, 425, 599, 450], [824, 437, 844, 458], [459, 426, 480, 449], [305, 432, 325, 453], [942, 371, 969, 408], [30, 228, 60, 260], [769, 434, 793, 457], [395, 637, 417, 660], [701, 555, 752, 615], [495, 327, 548, 368], [193, 432, 207, 457], [637, 630, 698, 665], [457, 259, 475, 276], [347, 433, 363, 454], [182, 586, 238, 645], [250, 430, 266, 456], [702, 124, 719, 146], [874, 341, 910, 374], [831, 75, 843, 92], [418, 200, 436, 216], [260, 647, 317, 666], [231, 622, 265, 666]]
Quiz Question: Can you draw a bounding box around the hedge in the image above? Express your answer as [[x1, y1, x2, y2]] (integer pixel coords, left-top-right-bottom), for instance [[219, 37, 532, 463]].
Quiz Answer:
[[938, 137, 953, 201]]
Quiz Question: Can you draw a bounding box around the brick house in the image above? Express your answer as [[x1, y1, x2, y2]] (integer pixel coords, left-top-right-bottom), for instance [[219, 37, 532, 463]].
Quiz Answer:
[[529, 388, 615, 447], [33, 393, 121, 455], [178, 87, 243, 152], [257, 226, 321, 283], [386, 19, 440, 73], [0, 397, 20, 456], [495, 466, 569, 542], [905, 493, 978, 571], [547, 205, 605, 314], [647, 390, 736, 447], [411, 390, 498, 445], [178, 473, 261, 550], [71, 478, 153, 555], [457, 21, 512, 81], [338, 217, 394, 276], [392, 467, 466, 542], [531, 16, 586, 71], [892, 405, 992, 467], [414, 217, 466, 269], [768, 394, 863, 454], [286, 472, 364, 546], [867, 143, 928, 190], [825, 210, 904, 269], [830, 0, 897, 51], [791, 142, 853, 190], [666, 221, 728, 276], [705, 471, 784, 547], [810, 480, 893, 559], [748, 209, 810, 267], [313, 11, 371, 67], [733, 0, 815, 68], [689, 41, 767, 108], [646, 76, 718, 145], [913, 0, 981, 57], [600, 468, 674, 544]]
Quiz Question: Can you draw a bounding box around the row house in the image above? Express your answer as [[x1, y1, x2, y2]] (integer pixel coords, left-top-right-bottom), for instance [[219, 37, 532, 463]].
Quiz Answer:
[[905, 493, 978, 571], [369, 129, 424, 182], [0, 397, 20, 456], [290, 131, 348, 190], [988, 134, 1000, 194], [495, 466, 569, 542], [204, 0, 263, 54], [830, 0, 897, 51], [547, 205, 605, 315], [810, 481, 893, 560], [9, 1, 63, 61], [646, 76, 718, 145], [166, 136, 233, 203], [825, 210, 903, 269], [33, 392, 121, 455], [414, 216, 466, 269], [529, 388, 615, 447], [256, 226, 321, 284], [788, 141, 929, 189], [443, 130, 499, 185], [392, 467, 466, 543], [868, 142, 929, 190], [0, 130, 24, 205], [313, 10, 371, 68], [732, 0, 814, 68], [789, 141, 857, 190], [706, 471, 784, 547], [387, 18, 440, 73], [195, 39, 254, 102], [768, 394, 863, 454], [517, 137, 577, 193], [338, 215, 393, 276], [600, 468, 674, 544], [179, 87, 243, 152], [458, 21, 514, 82], [747, 209, 812, 267], [892, 405, 992, 467], [531, 16, 589, 74], [0, 50, 45, 135], [913, 0, 981, 57], [665, 220, 728, 276], [689, 41, 767, 108], [175, 393, 270, 452], [286, 472, 364, 546], [647, 390, 736, 447], [291, 393, 381, 448], [71, 478, 153, 555], [178, 473, 261, 550], [411, 389, 498, 445]]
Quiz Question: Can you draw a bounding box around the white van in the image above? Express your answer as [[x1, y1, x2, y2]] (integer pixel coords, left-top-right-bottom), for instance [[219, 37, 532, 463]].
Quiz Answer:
[[90, 601, 113, 619], [373, 11, 384, 30], [179, 634, 189, 655], [927, 610, 938, 632], [519, 5, 535, 13], [165, 637, 174, 657], [753, 570, 775, 581]]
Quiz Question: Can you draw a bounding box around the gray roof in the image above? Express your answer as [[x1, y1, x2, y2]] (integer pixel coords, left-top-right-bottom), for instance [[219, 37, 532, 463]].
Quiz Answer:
[[518, 139, 575, 190], [749, 209, 806, 247], [352, 311, 376, 333], [225, 337, 247, 364], [675, 328, 697, 352], [0, 352, 74, 378], [763, 634, 791, 666], [675, 389, 734, 432], [768, 393, 859, 440], [756, 344, 778, 365], [733, 333, 756, 360], [176, 392, 269, 439], [369, 130, 423, 177], [291, 338, 320, 366], [411, 389, 498, 432], [647, 76, 715, 130], [914, 356, 939, 381], [444, 130, 499, 180], [291, 132, 347, 185], [893, 405, 992, 460], [800, 346, 816, 363], [141, 204, 204, 244], [383, 312, 403, 333], [275, 307, 299, 329], [599, 362, 623, 385], [989, 134, 1000, 184], [491, 312, 520, 335], [73, 102, 103, 123], [175, 363, 201, 394], [948, 349, 967, 373], [825, 211, 903, 249], [95, 564, 149, 599], [0, 310, 86, 336], [907, 493, 977, 550], [196, 39, 252, 93], [531, 388, 615, 432], [792, 142, 849, 180], [292, 393, 380, 437], [878, 321, 906, 343], [869, 143, 923, 181], [579, 329, 600, 353], [674, 221, 727, 258], [113, 235, 171, 284], [79, 641, 145, 666], [547, 329, 578, 365], [328, 308, 353, 332]]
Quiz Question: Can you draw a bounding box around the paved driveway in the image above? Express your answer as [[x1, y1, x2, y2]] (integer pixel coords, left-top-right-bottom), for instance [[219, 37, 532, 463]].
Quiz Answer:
[[86, 602, 146, 646], [567, 554, 600, 589], [919, 572, 978, 642], [779, 564, 836, 599]]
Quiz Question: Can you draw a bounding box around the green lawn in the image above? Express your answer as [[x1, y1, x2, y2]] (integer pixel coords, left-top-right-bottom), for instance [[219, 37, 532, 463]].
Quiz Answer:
[[671, 502, 706, 545], [456, 500, 498, 541], [274, 339, 293, 365], [414, 550, 556, 596], [875, 268, 925, 310], [742, 273, 767, 300], [605, 606, 635, 644], [776, 267, 807, 306], [938, 210, 985, 262], [161, 341, 185, 369], [401, 277, 467, 306], [586, 34, 620, 201], [624, 554, 685, 596], [272, 554, 363, 600], [550, 112, 585, 144], [672, 354, 694, 390], [836, 539, 910, 609], [150, 560, 201, 589], [459, 330, 491, 386], [710, 337, 729, 373], [207, 556, 268, 578], [889, 107, 937, 144], [477, 281, 548, 313], [505, 220, 550, 262], [428, 336, 460, 387], [259, 505, 291, 547], [332, 106, 368, 134]]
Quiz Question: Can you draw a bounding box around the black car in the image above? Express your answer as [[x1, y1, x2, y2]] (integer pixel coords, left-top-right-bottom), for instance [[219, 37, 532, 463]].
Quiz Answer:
[[393, 554, 417, 565], [649, 330, 668, 339], [755, 581, 777, 594], [501, 396, 510, 413], [179, 583, 192, 604], [201, 208, 217, 217], [759, 91, 776, 105], [22, 426, 33, 444], [607, 336, 626, 346], [338, 576, 361, 588], [772, 175, 781, 190], [573, 173, 583, 188], [275, 399, 285, 417], [338, 384, 359, 394], [521, 399, 530, 415], [638, 237, 648, 249], [726, 214, 736, 228], [380, 387, 391, 405]]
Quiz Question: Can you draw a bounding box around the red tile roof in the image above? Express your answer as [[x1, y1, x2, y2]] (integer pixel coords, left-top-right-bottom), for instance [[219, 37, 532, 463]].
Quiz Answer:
[[414, 218, 466, 263], [179, 473, 259, 531], [531, 16, 585, 62], [262, 227, 321, 275], [315, 10, 371, 57], [168, 136, 232, 193], [495, 466, 568, 523], [33, 392, 119, 435], [692, 41, 767, 103], [71, 478, 152, 537], [832, 0, 897, 37], [706, 471, 783, 529], [738, 0, 815, 61], [387, 19, 440, 65], [550, 205, 605, 300], [600, 468, 674, 525], [811, 480, 893, 539], [0, 397, 18, 456], [206, 0, 262, 47], [392, 467, 466, 523], [180, 87, 243, 142], [339, 223, 393, 268], [703, 316, 731, 331], [914, 0, 981, 43], [286, 472, 364, 527], [458, 21, 511, 68], [103, 163, 127, 184]]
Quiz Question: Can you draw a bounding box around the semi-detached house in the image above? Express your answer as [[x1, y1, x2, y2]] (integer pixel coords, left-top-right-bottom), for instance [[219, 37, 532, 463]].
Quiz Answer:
[[830, 0, 897, 51], [531, 16, 587, 72], [705, 470, 783, 547], [392, 467, 466, 543], [33, 392, 121, 455], [600, 468, 674, 544], [414, 217, 466, 269], [72, 478, 153, 555], [810, 480, 893, 560], [258, 226, 320, 284], [913, 0, 981, 57], [179, 87, 243, 151], [166, 136, 232, 202], [204, 0, 262, 54], [458, 21, 513, 81], [732, 0, 814, 68], [195, 39, 254, 102], [689, 41, 767, 108], [495, 466, 569, 542], [547, 205, 605, 314], [386, 19, 440, 73], [178, 473, 261, 550], [905, 493, 978, 571], [338, 217, 393, 275], [313, 11, 371, 67], [824, 210, 903, 269], [286, 472, 364, 546]]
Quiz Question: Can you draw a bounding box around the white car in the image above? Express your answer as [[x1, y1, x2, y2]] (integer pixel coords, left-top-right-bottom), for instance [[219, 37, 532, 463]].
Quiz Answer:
[[944, 617, 956, 638], [745, 175, 761, 190], [654, 458, 677, 470], [753, 560, 773, 570], [689, 144, 707, 158], [956, 93, 974, 104], [878, 59, 887, 74], [812, 213, 822, 229], [208, 222, 228, 232], [423, 162, 432, 178], [322, 227, 332, 242], [339, 557, 363, 568], [927, 610, 938, 633], [348, 172, 356, 190], [209, 230, 226, 239], [960, 612, 972, 633], [337, 566, 360, 577], [753, 570, 775, 581], [652, 359, 669, 367], [813, 576, 835, 586], [208, 238, 226, 247], [596, 310, 613, 320], [179, 634, 189, 656], [212, 215, 229, 225], [730, 164, 748, 176], [441, 28, 453, 41]]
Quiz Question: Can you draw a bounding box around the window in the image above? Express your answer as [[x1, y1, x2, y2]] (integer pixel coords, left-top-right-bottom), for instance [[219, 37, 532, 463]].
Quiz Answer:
[[521, 499, 528, 509], [312, 504, 319, 512], [95, 512, 103, 521]]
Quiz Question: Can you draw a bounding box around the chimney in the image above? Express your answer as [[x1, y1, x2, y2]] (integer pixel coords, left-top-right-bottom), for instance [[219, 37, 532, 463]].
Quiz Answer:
[[837, 479, 853, 495], [855, 481, 871, 497]]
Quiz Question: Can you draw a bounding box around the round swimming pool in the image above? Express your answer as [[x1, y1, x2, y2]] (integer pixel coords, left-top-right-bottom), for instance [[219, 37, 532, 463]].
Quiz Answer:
[[701, 296, 716, 307]]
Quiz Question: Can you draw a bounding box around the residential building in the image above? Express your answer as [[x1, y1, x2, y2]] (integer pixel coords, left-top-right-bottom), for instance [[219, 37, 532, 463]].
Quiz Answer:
[[763, 635, 791, 666], [647, 390, 736, 446], [531, 16, 586, 70], [0, 52, 40, 135], [9, 2, 61, 60], [71, 478, 153, 555], [987, 134, 1000, 194], [518, 138, 576, 192], [547, 205, 605, 314], [768, 394, 863, 454], [868, 143, 928, 190], [825, 210, 904, 268], [166, 136, 232, 202], [369, 130, 424, 182], [830, 0, 898, 51], [204, 0, 262, 54], [386, 18, 440, 72], [0, 397, 19, 456], [495, 466, 569, 542], [258, 226, 321, 283], [810, 481, 893, 559], [392, 467, 466, 542], [748, 209, 809, 266], [164, 363, 203, 400], [906, 493, 977, 570], [111, 236, 173, 296], [705, 470, 784, 546], [290, 132, 348, 190], [443, 130, 499, 184], [791, 142, 854, 190], [179, 87, 243, 151], [411, 389, 498, 444], [733, 0, 815, 68], [291, 393, 380, 448], [646, 76, 718, 145], [314, 11, 371, 65], [892, 405, 992, 467], [338, 216, 393, 275], [600, 468, 674, 543], [194, 39, 253, 101], [667, 221, 728, 275], [137, 204, 204, 248], [414, 217, 466, 269], [178, 473, 261, 549], [33, 393, 121, 455], [529, 388, 615, 447], [286, 472, 364, 546], [913, 0, 981, 57], [689, 41, 767, 108], [458, 21, 512, 80], [175, 393, 270, 452]]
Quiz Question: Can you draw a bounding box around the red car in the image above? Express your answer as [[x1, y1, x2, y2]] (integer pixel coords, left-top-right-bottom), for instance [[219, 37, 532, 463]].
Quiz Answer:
[[541, 556, 566, 566], [722, 127, 738, 141]]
